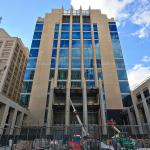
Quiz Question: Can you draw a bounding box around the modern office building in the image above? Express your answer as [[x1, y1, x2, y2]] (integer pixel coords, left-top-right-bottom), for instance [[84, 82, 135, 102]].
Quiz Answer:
[[0, 28, 28, 103], [20, 8, 132, 127], [127, 77, 150, 134]]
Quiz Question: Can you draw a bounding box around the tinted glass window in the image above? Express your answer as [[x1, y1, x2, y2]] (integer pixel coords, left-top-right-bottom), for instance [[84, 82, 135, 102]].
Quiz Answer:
[[96, 47, 100, 58], [61, 32, 69, 39], [51, 58, 56, 68], [119, 82, 130, 93], [83, 24, 91, 31], [73, 16, 80, 23], [24, 69, 35, 80], [60, 49, 68, 57], [98, 71, 103, 80], [85, 69, 94, 80], [59, 58, 68, 68], [96, 59, 101, 68], [35, 24, 43, 31], [27, 59, 37, 68], [83, 32, 92, 39], [109, 24, 117, 31], [117, 70, 127, 80], [54, 32, 59, 39], [72, 24, 80, 31], [83, 16, 91, 23], [84, 48, 92, 58], [122, 94, 132, 107], [84, 59, 93, 68], [52, 49, 57, 57], [72, 49, 81, 57], [21, 81, 33, 93], [71, 70, 81, 79], [72, 32, 80, 39], [20, 94, 30, 107], [58, 70, 68, 80], [114, 49, 123, 58], [110, 32, 119, 39], [62, 24, 70, 31], [94, 32, 99, 39], [49, 69, 55, 79], [31, 40, 40, 48], [143, 88, 150, 98], [33, 32, 42, 39], [53, 40, 58, 48], [60, 40, 69, 48], [93, 24, 98, 31], [72, 58, 81, 68], [62, 16, 70, 23], [83, 40, 92, 47], [72, 40, 80, 48], [55, 24, 59, 31], [29, 49, 39, 57], [115, 59, 125, 69], [87, 81, 95, 88]]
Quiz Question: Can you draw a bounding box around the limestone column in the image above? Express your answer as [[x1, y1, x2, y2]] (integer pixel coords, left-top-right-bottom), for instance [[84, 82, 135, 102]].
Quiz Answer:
[[47, 78, 54, 134], [98, 79, 107, 135], [80, 7, 88, 127], [10, 109, 17, 135], [89, 7, 99, 87], [0, 105, 9, 134], [140, 91, 150, 130], [131, 92, 143, 134], [65, 7, 72, 126]]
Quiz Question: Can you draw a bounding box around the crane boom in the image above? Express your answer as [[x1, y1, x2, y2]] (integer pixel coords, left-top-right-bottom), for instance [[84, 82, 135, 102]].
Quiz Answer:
[[69, 99, 89, 137]]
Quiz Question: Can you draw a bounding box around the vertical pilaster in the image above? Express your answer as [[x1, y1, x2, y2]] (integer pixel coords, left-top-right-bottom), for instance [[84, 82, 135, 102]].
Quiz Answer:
[[80, 7, 88, 127], [89, 8, 99, 87], [65, 7, 72, 126], [127, 108, 137, 134], [54, 9, 63, 87], [47, 78, 54, 134], [131, 92, 143, 134], [140, 91, 150, 128], [98, 79, 107, 135]]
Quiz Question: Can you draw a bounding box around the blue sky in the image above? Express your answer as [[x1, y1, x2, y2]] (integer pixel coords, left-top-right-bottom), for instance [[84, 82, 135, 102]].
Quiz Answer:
[[0, 0, 150, 88]]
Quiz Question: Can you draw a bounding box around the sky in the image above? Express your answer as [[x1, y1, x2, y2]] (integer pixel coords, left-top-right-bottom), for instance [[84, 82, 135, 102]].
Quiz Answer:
[[0, 0, 150, 89]]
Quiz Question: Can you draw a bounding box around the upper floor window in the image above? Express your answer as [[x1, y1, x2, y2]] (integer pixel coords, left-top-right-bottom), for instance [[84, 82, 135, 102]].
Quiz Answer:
[[72, 32, 80, 39], [61, 32, 69, 39], [93, 24, 98, 31], [115, 59, 125, 69], [109, 23, 117, 31], [83, 24, 91, 31], [33, 32, 42, 39], [31, 40, 40, 48], [72, 24, 80, 31], [72, 40, 80, 48], [83, 16, 91, 23], [119, 81, 130, 93], [62, 15, 70, 23], [35, 23, 43, 31], [60, 40, 69, 48], [143, 87, 150, 98], [73, 16, 80, 23], [62, 24, 70, 31], [29, 49, 39, 57], [27, 58, 37, 68], [55, 24, 59, 31], [83, 32, 92, 39], [117, 70, 127, 80]]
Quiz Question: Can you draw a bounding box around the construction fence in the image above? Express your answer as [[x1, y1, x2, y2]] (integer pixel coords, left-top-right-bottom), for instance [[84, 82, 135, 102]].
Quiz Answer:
[[0, 125, 150, 149]]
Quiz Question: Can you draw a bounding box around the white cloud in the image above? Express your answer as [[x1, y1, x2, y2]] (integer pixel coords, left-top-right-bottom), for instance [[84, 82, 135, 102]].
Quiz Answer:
[[127, 64, 150, 89], [71, 0, 150, 38], [131, 26, 149, 38], [71, 0, 134, 19], [142, 56, 150, 62]]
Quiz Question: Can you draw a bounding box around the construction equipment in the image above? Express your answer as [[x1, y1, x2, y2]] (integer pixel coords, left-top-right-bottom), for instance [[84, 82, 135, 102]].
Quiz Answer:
[[69, 99, 89, 137]]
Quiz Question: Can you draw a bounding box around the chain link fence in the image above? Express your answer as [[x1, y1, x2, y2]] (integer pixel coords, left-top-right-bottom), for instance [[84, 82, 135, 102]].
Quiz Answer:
[[0, 125, 150, 149]]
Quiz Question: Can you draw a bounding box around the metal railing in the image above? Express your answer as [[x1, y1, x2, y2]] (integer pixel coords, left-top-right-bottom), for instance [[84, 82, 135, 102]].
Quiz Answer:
[[0, 125, 150, 149]]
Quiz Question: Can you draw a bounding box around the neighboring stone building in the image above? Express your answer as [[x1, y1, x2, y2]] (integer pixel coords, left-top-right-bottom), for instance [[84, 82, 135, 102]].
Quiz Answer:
[[0, 28, 28, 103], [0, 28, 29, 135], [127, 77, 150, 134], [20, 8, 132, 128]]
